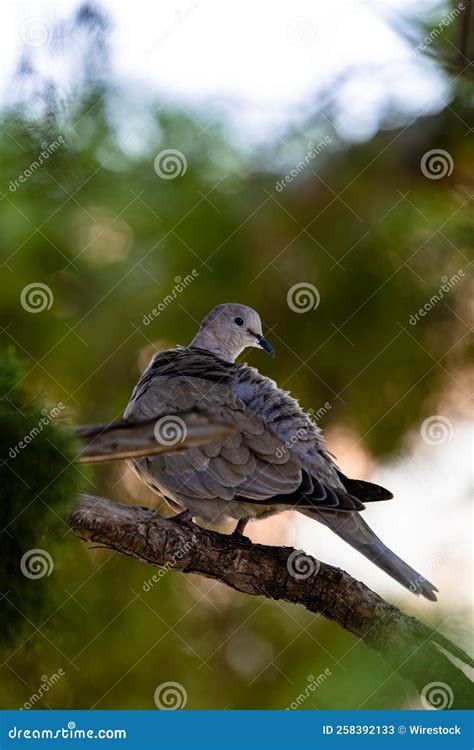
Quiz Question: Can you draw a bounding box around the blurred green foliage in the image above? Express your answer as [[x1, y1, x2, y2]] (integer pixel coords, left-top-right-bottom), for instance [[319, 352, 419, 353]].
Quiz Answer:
[[0, 2, 472, 710], [0, 349, 82, 642]]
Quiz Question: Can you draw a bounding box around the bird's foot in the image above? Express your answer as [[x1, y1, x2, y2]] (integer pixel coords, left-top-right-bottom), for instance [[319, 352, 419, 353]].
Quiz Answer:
[[230, 518, 253, 547], [172, 509, 194, 526], [230, 531, 253, 547]]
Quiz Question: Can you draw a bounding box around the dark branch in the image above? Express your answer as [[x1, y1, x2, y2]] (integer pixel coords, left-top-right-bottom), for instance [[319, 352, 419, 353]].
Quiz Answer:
[[69, 492, 473, 709]]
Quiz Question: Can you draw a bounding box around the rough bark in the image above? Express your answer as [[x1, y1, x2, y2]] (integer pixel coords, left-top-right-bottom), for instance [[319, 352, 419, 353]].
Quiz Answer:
[[70, 492, 473, 709]]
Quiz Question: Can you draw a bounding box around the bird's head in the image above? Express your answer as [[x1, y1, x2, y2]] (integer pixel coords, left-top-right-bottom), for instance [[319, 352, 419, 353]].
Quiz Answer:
[[190, 303, 275, 362]]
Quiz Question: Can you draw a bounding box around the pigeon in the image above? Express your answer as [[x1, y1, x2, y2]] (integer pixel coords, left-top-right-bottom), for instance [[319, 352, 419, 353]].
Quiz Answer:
[[124, 303, 438, 600]]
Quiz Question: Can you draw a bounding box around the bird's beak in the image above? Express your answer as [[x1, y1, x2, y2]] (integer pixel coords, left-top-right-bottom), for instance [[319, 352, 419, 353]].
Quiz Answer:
[[256, 334, 275, 357]]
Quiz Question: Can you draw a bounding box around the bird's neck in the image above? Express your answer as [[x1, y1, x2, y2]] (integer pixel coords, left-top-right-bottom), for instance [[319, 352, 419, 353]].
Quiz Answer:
[[190, 330, 239, 363]]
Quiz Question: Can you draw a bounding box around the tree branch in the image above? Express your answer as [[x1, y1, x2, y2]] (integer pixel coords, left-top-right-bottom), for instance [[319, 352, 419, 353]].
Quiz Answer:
[[74, 414, 235, 463], [69, 492, 473, 709]]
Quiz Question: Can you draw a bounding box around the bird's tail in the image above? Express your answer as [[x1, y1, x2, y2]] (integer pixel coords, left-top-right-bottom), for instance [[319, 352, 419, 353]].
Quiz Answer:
[[300, 508, 438, 601]]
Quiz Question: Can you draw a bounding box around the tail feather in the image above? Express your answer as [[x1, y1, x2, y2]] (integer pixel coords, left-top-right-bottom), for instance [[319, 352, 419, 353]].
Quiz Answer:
[[301, 508, 438, 601], [336, 471, 393, 502]]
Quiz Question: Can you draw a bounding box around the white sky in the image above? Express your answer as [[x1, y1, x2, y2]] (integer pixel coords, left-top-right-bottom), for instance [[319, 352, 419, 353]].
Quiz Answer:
[[3, 0, 449, 143]]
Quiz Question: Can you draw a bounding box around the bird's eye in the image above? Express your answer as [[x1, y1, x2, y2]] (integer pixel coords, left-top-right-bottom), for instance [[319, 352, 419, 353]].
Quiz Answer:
[[234, 316, 245, 327]]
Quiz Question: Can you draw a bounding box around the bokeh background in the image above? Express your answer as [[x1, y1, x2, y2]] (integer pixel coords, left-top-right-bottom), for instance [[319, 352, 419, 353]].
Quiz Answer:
[[0, 0, 472, 710]]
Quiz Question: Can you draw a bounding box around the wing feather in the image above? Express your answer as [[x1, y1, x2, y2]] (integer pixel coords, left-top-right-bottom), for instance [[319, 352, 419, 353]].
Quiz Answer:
[[125, 348, 368, 514]]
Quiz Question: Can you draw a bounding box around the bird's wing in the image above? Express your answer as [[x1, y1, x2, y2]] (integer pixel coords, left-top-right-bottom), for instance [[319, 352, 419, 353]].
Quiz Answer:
[[232, 362, 392, 506], [232, 361, 342, 485], [124, 348, 361, 511]]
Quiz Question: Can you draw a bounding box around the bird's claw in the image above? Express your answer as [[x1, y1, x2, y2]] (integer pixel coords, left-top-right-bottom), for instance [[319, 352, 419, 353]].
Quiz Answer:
[[230, 531, 253, 547], [172, 510, 194, 526]]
